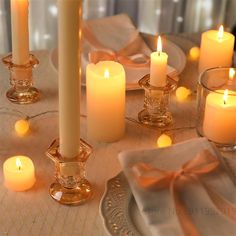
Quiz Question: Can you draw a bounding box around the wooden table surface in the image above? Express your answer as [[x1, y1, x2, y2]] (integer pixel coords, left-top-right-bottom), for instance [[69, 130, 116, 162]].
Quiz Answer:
[[0, 34, 236, 236]]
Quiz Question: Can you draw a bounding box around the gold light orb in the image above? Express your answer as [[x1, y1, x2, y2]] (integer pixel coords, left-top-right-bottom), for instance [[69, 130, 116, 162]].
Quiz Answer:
[[15, 119, 29, 136], [157, 134, 172, 148], [189, 47, 200, 60], [176, 86, 191, 101]]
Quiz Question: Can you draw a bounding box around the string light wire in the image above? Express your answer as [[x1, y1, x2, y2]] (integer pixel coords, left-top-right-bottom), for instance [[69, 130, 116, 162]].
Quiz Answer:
[[0, 107, 195, 133]]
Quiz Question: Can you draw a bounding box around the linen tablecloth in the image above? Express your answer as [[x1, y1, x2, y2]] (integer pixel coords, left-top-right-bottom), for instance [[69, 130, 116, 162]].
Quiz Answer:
[[0, 34, 235, 236]]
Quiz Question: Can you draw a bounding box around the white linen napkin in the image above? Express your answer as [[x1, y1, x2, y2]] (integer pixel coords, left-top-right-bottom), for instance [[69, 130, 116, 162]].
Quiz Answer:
[[82, 14, 176, 84], [118, 138, 236, 236]]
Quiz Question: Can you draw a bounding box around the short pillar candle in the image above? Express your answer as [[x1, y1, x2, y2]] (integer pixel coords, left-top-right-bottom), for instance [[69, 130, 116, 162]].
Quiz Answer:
[[150, 36, 168, 87], [86, 61, 126, 142], [199, 26, 235, 74]]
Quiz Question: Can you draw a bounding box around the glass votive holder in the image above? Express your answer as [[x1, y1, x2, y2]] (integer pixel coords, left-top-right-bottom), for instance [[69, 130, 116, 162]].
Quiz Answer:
[[138, 74, 177, 127], [196, 67, 236, 150]]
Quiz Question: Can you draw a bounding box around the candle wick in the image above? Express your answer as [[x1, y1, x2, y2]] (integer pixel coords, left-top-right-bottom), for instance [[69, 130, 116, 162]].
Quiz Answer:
[[223, 100, 226, 105], [158, 51, 161, 56], [18, 166, 21, 171]]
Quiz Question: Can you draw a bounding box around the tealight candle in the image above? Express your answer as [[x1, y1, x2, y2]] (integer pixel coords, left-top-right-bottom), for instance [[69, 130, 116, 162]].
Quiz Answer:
[[176, 87, 191, 101], [150, 36, 168, 87], [15, 119, 29, 136], [203, 89, 236, 144], [199, 25, 235, 73], [157, 134, 172, 148], [3, 156, 36, 191], [86, 61, 126, 142]]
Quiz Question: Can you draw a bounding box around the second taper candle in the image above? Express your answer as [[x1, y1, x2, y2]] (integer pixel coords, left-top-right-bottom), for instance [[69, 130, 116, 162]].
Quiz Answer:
[[86, 61, 126, 142], [11, 0, 30, 65]]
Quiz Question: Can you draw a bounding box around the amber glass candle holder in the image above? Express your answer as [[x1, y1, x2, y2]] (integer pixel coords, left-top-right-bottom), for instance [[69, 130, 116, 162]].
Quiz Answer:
[[197, 67, 236, 151], [2, 54, 40, 104], [138, 74, 177, 127], [46, 139, 93, 205]]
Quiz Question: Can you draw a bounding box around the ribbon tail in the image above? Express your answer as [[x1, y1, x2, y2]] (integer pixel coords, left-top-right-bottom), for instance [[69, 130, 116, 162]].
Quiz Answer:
[[201, 181, 236, 223], [170, 180, 200, 236]]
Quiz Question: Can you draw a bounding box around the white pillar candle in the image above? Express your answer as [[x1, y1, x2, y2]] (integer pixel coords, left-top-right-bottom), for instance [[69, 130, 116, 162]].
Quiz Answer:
[[86, 61, 126, 142], [58, 0, 82, 158], [3, 156, 36, 191], [203, 89, 236, 144], [199, 26, 235, 74], [11, 0, 30, 65], [150, 36, 168, 87]]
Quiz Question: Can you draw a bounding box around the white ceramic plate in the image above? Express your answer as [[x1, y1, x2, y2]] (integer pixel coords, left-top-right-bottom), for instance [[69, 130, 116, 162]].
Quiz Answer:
[[50, 38, 186, 90], [100, 156, 236, 236], [100, 172, 152, 236]]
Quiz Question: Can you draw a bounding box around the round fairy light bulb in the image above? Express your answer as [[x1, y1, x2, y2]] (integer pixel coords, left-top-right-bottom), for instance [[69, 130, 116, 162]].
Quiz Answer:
[[157, 134, 172, 148], [15, 119, 30, 136], [176, 87, 191, 101], [189, 47, 200, 60]]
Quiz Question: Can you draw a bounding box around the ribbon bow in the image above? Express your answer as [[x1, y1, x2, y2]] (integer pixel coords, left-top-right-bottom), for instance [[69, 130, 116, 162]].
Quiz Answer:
[[83, 24, 150, 68], [89, 50, 150, 68], [132, 150, 236, 236]]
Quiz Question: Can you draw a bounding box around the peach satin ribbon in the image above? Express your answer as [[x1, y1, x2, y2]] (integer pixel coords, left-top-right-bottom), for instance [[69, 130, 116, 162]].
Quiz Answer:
[[132, 150, 236, 236], [83, 25, 150, 68]]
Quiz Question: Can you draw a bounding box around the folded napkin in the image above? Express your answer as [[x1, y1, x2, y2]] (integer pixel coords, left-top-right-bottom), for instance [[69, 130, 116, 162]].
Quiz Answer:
[[118, 138, 236, 236], [82, 14, 176, 85]]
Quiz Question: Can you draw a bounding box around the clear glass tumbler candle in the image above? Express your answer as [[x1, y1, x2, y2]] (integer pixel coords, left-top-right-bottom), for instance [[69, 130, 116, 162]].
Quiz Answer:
[[197, 67, 236, 150]]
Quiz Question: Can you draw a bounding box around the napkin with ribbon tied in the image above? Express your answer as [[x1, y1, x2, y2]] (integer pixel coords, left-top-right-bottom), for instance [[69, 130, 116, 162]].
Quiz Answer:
[[118, 138, 236, 236], [82, 14, 177, 85]]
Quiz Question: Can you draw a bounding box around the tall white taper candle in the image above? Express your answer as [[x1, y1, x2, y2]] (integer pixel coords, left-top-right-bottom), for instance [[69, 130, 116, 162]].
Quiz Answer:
[[58, 0, 82, 158], [11, 0, 30, 65]]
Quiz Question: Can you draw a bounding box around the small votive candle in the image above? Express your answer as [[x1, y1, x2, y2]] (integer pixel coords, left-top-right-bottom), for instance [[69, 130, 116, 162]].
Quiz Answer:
[[3, 156, 36, 191]]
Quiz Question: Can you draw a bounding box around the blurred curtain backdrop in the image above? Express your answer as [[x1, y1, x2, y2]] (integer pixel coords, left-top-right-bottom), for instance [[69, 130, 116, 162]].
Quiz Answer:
[[0, 0, 236, 53]]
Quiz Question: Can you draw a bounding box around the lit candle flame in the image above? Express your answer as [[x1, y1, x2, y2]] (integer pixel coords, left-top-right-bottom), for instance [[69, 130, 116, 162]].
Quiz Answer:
[[218, 25, 224, 40], [223, 89, 228, 105], [157, 36, 162, 54], [104, 69, 109, 79], [229, 68, 235, 80], [16, 158, 22, 170]]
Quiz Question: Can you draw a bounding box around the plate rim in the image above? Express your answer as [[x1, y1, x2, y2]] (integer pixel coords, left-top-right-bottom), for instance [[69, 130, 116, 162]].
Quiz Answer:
[[99, 172, 142, 236]]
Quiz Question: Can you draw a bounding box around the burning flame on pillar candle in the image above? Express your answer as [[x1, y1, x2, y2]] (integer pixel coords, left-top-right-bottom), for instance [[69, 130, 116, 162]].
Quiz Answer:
[[218, 25, 224, 40], [104, 69, 110, 79], [223, 89, 229, 105], [157, 36, 162, 53]]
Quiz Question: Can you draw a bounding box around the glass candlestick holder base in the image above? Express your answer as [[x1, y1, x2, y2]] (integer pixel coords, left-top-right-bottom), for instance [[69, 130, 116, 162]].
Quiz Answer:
[[2, 54, 40, 104], [46, 139, 93, 205], [138, 74, 177, 127]]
